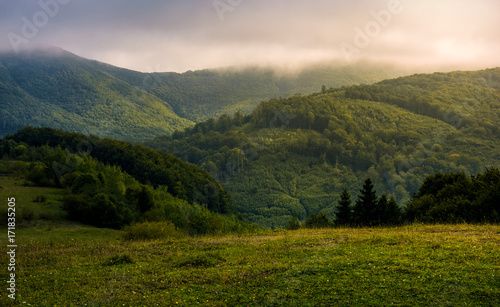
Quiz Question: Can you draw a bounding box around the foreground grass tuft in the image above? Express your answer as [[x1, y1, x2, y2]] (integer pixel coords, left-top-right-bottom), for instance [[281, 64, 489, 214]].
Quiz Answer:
[[103, 254, 135, 266]]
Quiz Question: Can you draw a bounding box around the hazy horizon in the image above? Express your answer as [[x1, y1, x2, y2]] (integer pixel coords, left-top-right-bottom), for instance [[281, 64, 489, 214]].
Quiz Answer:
[[1, 0, 499, 73]]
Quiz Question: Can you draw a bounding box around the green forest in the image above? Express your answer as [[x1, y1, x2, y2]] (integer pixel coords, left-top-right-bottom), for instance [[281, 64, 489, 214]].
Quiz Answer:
[[1, 127, 498, 233], [144, 68, 500, 227], [1, 48, 499, 229], [0, 48, 404, 141], [1, 127, 256, 235]]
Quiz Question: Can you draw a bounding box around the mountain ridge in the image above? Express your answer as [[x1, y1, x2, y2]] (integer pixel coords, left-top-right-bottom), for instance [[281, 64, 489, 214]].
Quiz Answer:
[[1, 47, 408, 140], [143, 67, 500, 227]]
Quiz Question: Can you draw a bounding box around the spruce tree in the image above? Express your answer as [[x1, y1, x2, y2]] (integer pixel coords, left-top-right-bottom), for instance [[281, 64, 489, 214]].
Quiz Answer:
[[385, 196, 401, 225], [335, 188, 352, 226], [376, 193, 389, 225], [353, 178, 378, 226]]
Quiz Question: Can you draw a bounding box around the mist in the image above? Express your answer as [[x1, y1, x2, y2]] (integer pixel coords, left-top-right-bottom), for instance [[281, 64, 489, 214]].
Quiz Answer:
[[1, 0, 499, 73]]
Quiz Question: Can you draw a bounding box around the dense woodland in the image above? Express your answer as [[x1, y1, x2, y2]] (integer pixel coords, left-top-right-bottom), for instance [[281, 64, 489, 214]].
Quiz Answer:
[[1, 128, 498, 231], [145, 68, 500, 227], [288, 170, 500, 230], [0, 48, 403, 140], [1, 127, 259, 234], [0, 49, 194, 140], [1, 49, 499, 229]]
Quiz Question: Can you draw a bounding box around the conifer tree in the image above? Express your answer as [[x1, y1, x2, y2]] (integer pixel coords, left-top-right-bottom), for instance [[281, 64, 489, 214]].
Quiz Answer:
[[353, 178, 378, 226], [335, 188, 352, 226], [385, 196, 401, 225], [375, 193, 389, 225]]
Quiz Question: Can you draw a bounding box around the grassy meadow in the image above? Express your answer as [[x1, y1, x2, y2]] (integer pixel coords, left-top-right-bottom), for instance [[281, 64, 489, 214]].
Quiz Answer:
[[0, 177, 499, 306]]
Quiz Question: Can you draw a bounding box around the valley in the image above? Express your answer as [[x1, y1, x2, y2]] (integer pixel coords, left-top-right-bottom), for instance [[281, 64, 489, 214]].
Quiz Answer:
[[2, 1, 500, 305]]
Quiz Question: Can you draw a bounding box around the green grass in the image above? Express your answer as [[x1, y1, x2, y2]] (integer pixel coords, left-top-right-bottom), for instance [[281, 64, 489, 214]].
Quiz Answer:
[[0, 176, 66, 225], [1, 224, 498, 306]]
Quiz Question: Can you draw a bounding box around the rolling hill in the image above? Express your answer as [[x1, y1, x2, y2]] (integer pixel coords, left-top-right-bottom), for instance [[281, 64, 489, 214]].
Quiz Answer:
[[1, 47, 406, 141], [144, 68, 500, 227], [0, 47, 194, 141]]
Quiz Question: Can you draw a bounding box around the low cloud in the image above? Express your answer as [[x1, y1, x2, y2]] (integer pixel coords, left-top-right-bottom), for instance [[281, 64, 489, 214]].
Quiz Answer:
[[1, 0, 499, 72]]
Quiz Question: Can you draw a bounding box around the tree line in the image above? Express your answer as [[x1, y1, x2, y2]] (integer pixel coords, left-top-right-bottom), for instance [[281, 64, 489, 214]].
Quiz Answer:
[[5, 127, 233, 215], [0, 133, 259, 235], [288, 168, 500, 229]]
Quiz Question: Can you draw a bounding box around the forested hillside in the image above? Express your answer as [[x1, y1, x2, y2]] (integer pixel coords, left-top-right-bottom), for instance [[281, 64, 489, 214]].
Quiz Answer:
[[144, 68, 500, 228], [5, 127, 232, 215], [0, 48, 193, 141], [1, 127, 256, 234], [133, 62, 405, 122], [0, 47, 405, 140]]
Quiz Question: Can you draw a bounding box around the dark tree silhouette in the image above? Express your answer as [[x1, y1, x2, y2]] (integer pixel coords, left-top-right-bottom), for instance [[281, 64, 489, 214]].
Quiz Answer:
[[375, 193, 388, 225], [335, 188, 352, 226], [353, 178, 378, 226], [385, 196, 401, 225]]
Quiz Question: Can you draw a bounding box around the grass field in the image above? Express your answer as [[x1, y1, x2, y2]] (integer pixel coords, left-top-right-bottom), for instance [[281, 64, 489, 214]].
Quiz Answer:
[[0, 177, 499, 306], [0, 175, 66, 226], [0, 224, 498, 306]]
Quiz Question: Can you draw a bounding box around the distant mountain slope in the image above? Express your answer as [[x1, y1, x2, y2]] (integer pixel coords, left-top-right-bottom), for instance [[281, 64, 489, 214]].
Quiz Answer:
[[144, 68, 500, 228], [124, 63, 406, 122], [0, 47, 405, 141], [0, 48, 194, 141], [345, 69, 500, 133]]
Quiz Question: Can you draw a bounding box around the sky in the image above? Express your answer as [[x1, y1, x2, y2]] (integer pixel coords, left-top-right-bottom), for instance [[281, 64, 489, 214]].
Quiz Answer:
[[1, 0, 499, 73]]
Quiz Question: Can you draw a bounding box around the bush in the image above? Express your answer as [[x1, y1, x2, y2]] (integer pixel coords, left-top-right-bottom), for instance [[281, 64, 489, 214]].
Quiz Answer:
[[304, 212, 332, 229], [285, 216, 301, 230], [26, 163, 56, 187], [123, 221, 184, 241], [63, 193, 133, 229]]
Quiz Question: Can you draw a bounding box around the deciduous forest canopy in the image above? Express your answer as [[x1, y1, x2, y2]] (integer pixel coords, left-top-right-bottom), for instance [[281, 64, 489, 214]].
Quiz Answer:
[[144, 68, 500, 227], [1, 49, 499, 228]]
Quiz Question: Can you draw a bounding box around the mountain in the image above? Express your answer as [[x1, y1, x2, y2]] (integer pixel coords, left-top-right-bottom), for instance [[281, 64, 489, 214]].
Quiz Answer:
[[118, 62, 407, 123], [143, 68, 500, 228], [0, 47, 194, 141], [0, 47, 406, 141]]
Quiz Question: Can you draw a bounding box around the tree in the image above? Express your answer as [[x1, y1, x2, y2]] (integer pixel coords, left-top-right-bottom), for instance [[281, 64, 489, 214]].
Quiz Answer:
[[233, 110, 244, 126], [353, 178, 378, 226], [375, 193, 388, 225], [385, 197, 401, 225], [137, 185, 156, 213], [335, 189, 352, 226]]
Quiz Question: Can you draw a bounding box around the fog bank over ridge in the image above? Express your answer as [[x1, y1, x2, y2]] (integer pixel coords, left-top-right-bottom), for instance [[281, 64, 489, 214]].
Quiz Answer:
[[1, 0, 499, 73]]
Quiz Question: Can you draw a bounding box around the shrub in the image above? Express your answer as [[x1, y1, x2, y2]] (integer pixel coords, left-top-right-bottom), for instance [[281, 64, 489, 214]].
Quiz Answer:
[[304, 212, 332, 229], [26, 163, 56, 187], [285, 216, 301, 230], [123, 221, 184, 241], [63, 193, 133, 229]]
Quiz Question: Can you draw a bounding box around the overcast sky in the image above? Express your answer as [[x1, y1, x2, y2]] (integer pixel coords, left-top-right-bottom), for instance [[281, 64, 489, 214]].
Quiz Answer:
[[1, 0, 499, 72]]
